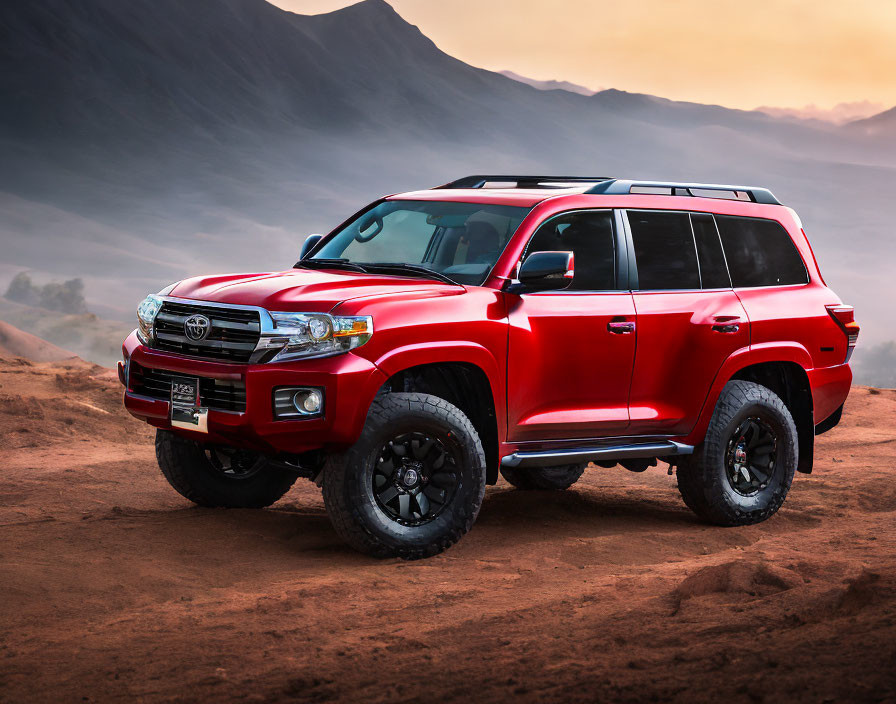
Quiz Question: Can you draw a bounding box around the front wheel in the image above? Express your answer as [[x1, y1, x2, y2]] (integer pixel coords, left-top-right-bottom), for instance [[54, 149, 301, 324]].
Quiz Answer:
[[322, 392, 486, 559], [676, 380, 798, 526], [155, 430, 297, 508]]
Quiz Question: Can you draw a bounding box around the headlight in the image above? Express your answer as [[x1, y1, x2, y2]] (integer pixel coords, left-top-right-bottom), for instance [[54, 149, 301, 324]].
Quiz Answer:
[[136, 294, 163, 343], [267, 312, 372, 362]]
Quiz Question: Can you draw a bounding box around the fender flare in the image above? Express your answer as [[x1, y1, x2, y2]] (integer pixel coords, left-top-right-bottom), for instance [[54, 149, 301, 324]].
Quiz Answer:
[[371, 341, 506, 477], [684, 341, 813, 446], [373, 341, 503, 399]]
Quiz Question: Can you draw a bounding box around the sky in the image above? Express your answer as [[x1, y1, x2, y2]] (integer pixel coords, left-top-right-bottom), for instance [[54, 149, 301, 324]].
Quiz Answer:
[[269, 0, 895, 114]]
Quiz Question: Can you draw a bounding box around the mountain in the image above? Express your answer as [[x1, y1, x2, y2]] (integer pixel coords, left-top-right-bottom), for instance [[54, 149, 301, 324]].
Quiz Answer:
[[757, 101, 886, 125], [0, 0, 894, 380], [0, 297, 131, 367], [500, 70, 598, 96], [0, 319, 75, 362], [845, 106, 896, 137]]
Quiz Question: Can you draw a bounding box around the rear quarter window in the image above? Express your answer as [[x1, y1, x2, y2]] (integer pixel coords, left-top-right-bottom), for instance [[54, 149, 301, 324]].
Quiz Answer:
[[715, 215, 808, 287]]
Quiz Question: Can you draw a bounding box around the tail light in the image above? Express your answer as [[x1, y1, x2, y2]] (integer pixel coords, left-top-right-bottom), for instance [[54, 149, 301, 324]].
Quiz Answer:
[[825, 305, 859, 362]]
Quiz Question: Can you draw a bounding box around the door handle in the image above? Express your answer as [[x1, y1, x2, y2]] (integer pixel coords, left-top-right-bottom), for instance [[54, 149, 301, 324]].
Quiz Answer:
[[711, 317, 741, 334], [608, 321, 635, 334]]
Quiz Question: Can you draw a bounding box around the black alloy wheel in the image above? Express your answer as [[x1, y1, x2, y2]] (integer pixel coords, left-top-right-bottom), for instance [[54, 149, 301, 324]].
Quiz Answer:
[[373, 432, 460, 526], [322, 392, 487, 559], [724, 416, 778, 496], [675, 380, 798, 526]]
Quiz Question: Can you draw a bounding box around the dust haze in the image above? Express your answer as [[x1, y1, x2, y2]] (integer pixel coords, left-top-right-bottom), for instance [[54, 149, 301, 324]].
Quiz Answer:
[[1, 0, 893, 381]]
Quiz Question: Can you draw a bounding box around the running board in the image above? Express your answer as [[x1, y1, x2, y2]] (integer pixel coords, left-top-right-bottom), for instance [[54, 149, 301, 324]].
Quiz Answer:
[[500, 441, 694, 468]]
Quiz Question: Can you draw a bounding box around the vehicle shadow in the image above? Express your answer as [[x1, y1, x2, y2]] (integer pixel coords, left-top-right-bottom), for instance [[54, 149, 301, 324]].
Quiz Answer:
[[94, 482, 701, 570]]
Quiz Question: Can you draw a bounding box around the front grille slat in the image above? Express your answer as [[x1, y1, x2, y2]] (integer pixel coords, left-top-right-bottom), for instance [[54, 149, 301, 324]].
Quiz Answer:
[[128, 362, 247, 413], [151, 302, 261, 363]]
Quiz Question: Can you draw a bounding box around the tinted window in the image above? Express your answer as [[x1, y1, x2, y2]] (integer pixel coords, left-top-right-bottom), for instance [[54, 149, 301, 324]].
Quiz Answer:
[[691, 213, 731, 289], [525, 210, 617, 290], [715, 215, 808, 287], [628, 211, 700, 290]]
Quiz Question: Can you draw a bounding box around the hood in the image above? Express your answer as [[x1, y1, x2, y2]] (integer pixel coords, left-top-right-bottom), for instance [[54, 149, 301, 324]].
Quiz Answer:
[[167, 269, 463, 312]]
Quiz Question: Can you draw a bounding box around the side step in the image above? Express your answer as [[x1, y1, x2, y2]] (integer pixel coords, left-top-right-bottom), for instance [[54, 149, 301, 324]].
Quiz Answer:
[[500, 441, 694, 468]]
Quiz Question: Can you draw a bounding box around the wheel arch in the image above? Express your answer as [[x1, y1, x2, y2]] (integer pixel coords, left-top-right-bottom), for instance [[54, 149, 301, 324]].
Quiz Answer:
[[688, 344, 815, 474], [375, 358, 501, 485]]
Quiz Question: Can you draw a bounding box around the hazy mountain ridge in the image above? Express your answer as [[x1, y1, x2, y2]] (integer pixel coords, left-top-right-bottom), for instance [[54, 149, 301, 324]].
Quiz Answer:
[[0, 0, 894, 381], [846, 106, 896, 137], [499, 70, 598, 96], [757, 101, 886, 126]]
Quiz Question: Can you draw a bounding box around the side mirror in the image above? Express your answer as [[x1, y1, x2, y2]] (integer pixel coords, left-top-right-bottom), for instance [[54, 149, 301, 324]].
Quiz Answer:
[[299, 234, 323, 260], [514, 251, 575, 291]]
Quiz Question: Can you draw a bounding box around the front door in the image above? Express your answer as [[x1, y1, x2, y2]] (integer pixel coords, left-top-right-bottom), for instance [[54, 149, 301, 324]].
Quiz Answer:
[[506, 210, 636, 442]]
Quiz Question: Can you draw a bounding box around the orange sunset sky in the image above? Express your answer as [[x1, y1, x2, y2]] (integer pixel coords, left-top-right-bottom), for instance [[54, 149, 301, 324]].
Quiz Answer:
[[269, 0, 895, 114]]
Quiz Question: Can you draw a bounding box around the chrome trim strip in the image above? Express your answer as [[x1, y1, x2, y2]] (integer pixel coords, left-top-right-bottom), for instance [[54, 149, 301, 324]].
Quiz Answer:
[[500, 441, 694, 468]]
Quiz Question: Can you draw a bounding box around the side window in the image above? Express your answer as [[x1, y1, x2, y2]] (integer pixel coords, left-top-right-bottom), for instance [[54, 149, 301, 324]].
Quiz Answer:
[[628, 211, 700, 290], [691, 213, 731, 289], [524, 210, 617, 291], [715, 215, 809, 287]]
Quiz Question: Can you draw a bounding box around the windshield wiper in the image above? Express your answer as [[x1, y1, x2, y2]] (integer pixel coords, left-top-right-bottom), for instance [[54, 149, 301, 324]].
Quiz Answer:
[[294, 258, 369, 274], [364, 263, 460, 286]]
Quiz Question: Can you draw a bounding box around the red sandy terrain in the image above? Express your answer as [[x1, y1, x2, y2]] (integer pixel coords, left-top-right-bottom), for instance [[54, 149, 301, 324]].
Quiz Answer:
[[1, 349, 894, 703]]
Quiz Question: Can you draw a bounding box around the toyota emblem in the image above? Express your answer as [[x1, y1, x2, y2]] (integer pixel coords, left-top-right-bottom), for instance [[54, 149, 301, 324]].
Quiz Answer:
[[184, 314, 211, 341]]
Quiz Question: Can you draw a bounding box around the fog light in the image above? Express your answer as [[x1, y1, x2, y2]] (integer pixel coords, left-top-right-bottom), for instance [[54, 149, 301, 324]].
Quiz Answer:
[[296, 389, 322, 413], [273, 386, 325, 419]]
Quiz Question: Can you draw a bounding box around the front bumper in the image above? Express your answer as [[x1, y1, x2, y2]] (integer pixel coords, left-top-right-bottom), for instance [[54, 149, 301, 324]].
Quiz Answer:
[[120, 331, 386, 454]]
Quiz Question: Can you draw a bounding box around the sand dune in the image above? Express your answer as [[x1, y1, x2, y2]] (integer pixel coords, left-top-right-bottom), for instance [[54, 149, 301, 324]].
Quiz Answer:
[[0, 350, 894, 702]]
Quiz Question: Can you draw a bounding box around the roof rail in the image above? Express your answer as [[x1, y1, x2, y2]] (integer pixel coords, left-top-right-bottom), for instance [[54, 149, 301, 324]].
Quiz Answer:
[[586, 179, 781, 205], [436, 175, 614, 190]]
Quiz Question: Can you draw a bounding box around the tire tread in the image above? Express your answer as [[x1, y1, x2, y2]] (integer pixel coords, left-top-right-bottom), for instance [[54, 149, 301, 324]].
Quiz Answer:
[[322, 392, 486, 559], [677, 380, 798, 526], [155, 430, 297, 508]]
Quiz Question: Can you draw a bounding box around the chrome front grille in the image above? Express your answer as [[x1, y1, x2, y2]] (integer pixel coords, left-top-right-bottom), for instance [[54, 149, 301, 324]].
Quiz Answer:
[[128, 362, 247, 413], [152, 301, 261, 363]]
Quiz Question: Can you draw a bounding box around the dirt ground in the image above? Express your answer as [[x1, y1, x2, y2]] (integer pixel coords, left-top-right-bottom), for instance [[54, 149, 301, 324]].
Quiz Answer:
[[1, 353, 895, 704]]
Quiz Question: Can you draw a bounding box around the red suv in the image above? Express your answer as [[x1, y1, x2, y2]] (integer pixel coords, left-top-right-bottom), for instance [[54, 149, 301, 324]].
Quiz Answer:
[[121, 176, 857, 558]]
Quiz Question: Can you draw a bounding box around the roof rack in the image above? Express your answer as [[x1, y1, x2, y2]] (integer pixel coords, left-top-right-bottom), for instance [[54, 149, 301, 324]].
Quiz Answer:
[[586, 179, 781, 205], [436, 175, 614, 190]]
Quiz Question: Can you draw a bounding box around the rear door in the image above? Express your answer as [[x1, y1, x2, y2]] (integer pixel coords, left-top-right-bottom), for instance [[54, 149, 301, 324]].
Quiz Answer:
[[713, 214, 813, 355], [506, 209, 636, 441], [624, 210, 749, 436]]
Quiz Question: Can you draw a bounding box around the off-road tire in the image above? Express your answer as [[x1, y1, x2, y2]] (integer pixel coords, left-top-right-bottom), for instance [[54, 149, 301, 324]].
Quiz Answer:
[[322, 392, 486, 559], [500, 463, 586, 490], [155, 430, 297, 508], [677, 380, 798, 526]]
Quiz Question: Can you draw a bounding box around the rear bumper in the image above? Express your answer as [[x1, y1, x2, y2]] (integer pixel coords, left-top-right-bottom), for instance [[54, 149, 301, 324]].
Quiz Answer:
[[120, 331, 386, 454], [807, 362, 852, 426]]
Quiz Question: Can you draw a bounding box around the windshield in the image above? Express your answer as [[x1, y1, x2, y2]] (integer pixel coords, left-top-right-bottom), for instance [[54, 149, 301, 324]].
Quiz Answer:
[[312, 200, 532, 285]]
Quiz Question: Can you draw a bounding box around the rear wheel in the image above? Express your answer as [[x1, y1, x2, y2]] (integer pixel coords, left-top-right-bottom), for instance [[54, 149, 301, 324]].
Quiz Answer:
[[677, 380, 798, 526], [500, 463, 586, 491], [155, 430, 297, 508], [322, 392, 486, 559]]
